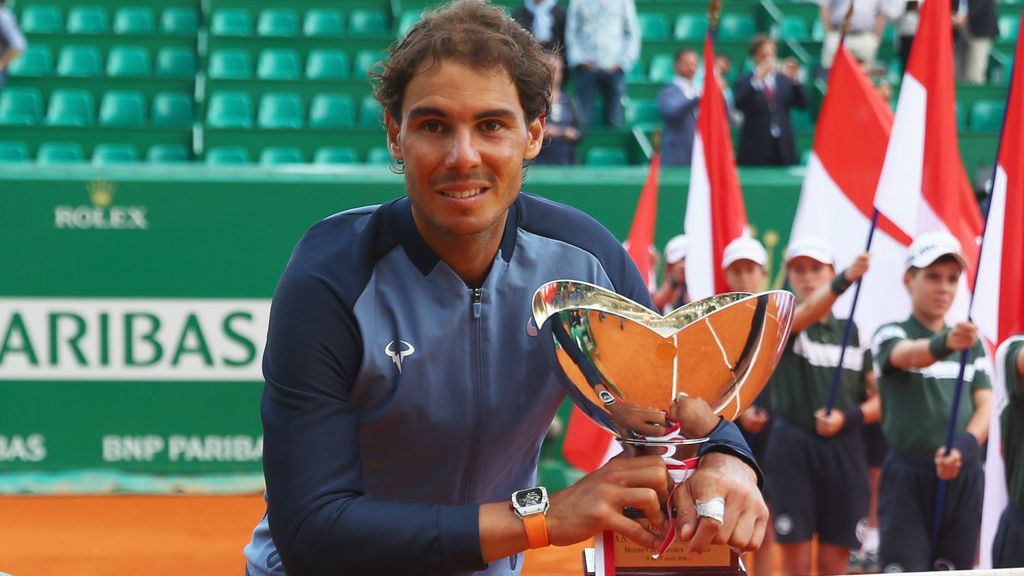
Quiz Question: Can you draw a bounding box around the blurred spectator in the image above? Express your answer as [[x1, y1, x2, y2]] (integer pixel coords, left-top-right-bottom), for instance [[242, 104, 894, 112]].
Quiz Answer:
[[819, 0, 891, 68], [658, 49, 700, 166], [565, 0, 640, 128], [652, 234, 690, 312], [955, 0, 998, 84], [512, 0, 567, 64], [733, 36, 807, 167], [535, 55, 583, 165], [0, 0, 26, 90], [894, 0, 919, 71]]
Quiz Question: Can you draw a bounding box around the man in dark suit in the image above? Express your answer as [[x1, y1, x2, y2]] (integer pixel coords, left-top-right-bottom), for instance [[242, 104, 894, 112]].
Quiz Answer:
[[955, 0, 999, 84], [658, 49, 700, 166], [732, 35, 807, 167]]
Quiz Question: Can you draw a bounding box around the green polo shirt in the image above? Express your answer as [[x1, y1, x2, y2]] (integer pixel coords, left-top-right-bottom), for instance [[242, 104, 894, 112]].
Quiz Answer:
[[873, 316, 992, 459], [768, 313, 871, 433], [1000, 337, 1024, 508]]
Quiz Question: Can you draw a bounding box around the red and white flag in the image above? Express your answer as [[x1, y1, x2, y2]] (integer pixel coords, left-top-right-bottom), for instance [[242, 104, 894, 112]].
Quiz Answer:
[[685, 32, 748, 299], [790, 45, 911, 339], [562, 149, 663, 473], [975, 9, 1023, 567], [871, 0, 984, 323]]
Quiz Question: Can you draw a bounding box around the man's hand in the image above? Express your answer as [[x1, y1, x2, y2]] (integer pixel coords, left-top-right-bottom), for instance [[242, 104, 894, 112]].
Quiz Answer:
[[845, 252, 871, 283], [934, 446, 963, 480], [672, 452, 768, 554], [813, 408, 844, 437], [547, 455, 671, 550], [669, 395, 720, 439], [737, 407, 768, 434], [783, 58, 800, 82], [946, 322, 978, 352]]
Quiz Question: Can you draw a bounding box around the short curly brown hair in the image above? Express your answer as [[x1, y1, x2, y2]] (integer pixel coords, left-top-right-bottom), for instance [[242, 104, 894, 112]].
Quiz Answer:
[[372, 0, 553, 125]]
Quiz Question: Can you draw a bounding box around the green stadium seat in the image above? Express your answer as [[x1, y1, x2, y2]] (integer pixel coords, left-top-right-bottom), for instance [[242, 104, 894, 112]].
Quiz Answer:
[[777, 16, 809, 41], [66, 6, 108, 34], [57, 45, 102, 77], [648, 53, 675, 82], [626, 99, 660, 126], [37, 142, 85, 164], [113, 7, 155, 35], [812, 19, 826, 41], [99, 90, 146, 127], [211, 9, 252, 37], [258, 92, 304, 129], [92, 143, 139, 165], [674, 14, 707, 40], [209, 49, 253, 80], [309, 94, 355, 129], [155, 46, 196, 78], [258, 9, 298, 37], [21, 5, 62, 34], [304, 9, 344, 37], [306, 49, 350, 80], [349, 9, 388, 36], [790, 108, 813, 131], [260, 146, 305, 165], [0, 87, 43, 126], [45, 89, 95, 126], [359, 95, 384, 129], [206, 91, 253, 128], [257, 49, 301, 80], [397, 10, 422, 38], [353, 49, 385, 80], [106, 46, 151, 77], [314, 146, 359, 164], [969, 99, 1005, 132], [0, 141, 29, 162], [161, 8, 198, 35], [151, 92, 193, 127], [205, 146, 250, 165], [9, 45, 53, 76], [956, 103, 967, 131], [366, 146, 392, 165], [147, 144, 190, 163], [999, 15, 1020, 40], [584, 146, 628, 166], [718, 14, 755, 40], [638, 13, 669, 40]]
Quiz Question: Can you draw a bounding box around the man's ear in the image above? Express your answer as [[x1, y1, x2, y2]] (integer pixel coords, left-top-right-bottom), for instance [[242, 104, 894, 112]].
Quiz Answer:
[[385, 109, 403, 162], [524, 115, 545, 161]]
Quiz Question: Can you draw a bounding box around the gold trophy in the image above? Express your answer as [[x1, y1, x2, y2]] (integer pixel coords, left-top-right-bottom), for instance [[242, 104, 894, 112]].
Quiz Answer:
[[531, 280, 795, 575]]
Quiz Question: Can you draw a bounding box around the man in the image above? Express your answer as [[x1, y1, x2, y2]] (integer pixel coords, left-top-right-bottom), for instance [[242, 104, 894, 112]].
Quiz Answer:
[[992, 334, 1024, 568], [658, 49, 700, 167], [652, 234, 689, 312], [243, 2, 766, 574], [732, 35, 806, 167], [565, 0, 640, 128], [872, 231, 992, 572], [954, 0, 999, 84], [763, 237, 878, 576], [818, 0, 890, 68], [0, 0, 26, 91]]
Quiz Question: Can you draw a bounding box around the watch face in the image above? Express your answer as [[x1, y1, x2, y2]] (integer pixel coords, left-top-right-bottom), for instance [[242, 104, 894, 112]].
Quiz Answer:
[[515, 488, 544, 507]]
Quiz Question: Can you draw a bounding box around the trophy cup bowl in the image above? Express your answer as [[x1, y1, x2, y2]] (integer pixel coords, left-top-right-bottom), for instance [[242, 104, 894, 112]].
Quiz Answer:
[[531, 280, 796, 575]]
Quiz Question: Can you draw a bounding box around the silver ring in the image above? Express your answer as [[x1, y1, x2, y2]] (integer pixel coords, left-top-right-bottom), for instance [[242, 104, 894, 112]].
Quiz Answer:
[[695, 497, 725, 525]]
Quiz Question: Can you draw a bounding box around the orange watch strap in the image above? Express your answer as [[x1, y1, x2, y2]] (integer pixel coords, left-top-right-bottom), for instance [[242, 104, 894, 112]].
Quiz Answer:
[[521, 512, 549, 549]]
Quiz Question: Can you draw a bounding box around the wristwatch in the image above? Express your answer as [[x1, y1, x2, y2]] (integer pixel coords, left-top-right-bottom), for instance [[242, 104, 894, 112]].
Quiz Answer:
[[511, 486, 550, 549]]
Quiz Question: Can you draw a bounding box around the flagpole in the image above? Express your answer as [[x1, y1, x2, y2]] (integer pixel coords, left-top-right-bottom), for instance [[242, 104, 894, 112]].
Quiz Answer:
[[931, 11, 1022, 556]]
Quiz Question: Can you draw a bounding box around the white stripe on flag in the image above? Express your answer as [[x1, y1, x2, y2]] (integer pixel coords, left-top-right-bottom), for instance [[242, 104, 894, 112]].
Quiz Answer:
[[874, 75, 927, 235], [685, 134, 715, 300], [975, 165, 1008, 345]]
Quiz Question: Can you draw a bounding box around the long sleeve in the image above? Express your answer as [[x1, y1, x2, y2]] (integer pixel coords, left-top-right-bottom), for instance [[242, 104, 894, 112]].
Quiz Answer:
[[619, 0, 641, 71], [658, 85, 699, 122]]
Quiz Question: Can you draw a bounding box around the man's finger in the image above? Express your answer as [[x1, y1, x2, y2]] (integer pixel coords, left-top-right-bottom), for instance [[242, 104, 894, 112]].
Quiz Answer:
[[605, 514, 662, 551], [686, 516, 719, 555], [618, 487, 667, 532], [672, 481, 699, 542]]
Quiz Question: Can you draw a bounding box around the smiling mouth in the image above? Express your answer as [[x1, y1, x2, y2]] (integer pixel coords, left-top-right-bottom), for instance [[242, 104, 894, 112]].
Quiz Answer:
[[440, 188, 486, 199]]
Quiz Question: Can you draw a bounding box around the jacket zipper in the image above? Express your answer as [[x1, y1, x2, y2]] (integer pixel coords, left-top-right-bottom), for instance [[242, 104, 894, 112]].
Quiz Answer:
[[463, 287, 484, 503]]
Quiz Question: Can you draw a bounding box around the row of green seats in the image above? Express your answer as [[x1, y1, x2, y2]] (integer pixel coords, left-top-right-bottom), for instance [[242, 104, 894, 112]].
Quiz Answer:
[[204, 145, 392, 166], [17, 5, 197, 35], [210, 8, 389, 38], [0, 141, 190, 163], [10, 44, 196, 78], [0, 87, 192, 127], [208, 48, 383, 81], [639, 12, 756, 41], [206, 91, 382, 130]]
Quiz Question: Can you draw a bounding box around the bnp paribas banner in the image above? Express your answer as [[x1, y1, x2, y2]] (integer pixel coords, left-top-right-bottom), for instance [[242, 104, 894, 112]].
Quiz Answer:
[[0, 165, 801, 490]]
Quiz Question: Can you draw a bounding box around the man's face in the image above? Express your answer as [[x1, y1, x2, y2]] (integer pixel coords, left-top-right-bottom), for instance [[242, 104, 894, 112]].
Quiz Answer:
[[724, 260, 766, 293], [755, 42, 776, 66], [786, 257, 833, 300], [676, 52, 698, 79], [904, 260, 962, 320], [386, 60, 544, 245]]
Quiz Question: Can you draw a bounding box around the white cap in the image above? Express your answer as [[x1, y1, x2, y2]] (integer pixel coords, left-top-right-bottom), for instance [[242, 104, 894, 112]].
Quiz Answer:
[[722, 236, 768, 269], [664, 235, 688, 264], [785, 236, 834, 267], [905, 231, 968, 271]]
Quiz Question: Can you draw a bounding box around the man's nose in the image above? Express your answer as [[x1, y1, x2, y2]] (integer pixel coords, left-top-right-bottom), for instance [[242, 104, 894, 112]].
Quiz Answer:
[[445, 128, 481, 169]]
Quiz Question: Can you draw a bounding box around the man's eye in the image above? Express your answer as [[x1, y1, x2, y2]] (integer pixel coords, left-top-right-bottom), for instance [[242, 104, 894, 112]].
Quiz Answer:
[[481, 120, 503, 132], [422, 121, 443, 133]]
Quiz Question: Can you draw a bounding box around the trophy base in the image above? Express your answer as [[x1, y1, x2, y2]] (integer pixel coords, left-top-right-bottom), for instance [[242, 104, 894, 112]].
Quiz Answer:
[[584, 521, 746, 576]]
